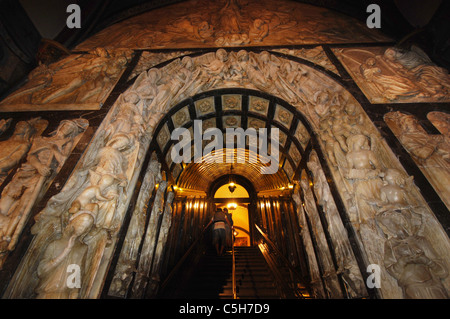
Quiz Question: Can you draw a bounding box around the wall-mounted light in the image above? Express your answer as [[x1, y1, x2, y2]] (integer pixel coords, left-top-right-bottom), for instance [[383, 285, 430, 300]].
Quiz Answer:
[[227, 202, 237, 210], [228, 181, 236, 193]]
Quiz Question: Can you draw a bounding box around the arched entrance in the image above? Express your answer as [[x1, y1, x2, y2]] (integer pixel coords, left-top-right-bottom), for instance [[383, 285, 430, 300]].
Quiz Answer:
[[6, 48, 450, 301], [210, 174, 255, 247]]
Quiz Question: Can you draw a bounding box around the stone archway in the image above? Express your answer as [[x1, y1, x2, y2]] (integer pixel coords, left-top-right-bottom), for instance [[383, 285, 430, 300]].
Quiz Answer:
[[5, 49, 450, 299]]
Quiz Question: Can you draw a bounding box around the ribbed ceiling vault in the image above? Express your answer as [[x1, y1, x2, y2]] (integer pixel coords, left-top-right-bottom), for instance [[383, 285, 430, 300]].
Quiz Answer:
[[177, 148, 290, 192], [151, 89, 313, 193]]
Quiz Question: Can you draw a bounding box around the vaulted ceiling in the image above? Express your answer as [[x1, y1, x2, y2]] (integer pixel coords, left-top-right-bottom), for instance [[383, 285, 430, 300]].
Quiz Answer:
[[151, 89, 311, 192]]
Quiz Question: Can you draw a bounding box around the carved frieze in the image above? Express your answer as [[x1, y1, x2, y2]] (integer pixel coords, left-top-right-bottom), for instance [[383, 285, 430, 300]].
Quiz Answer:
[[385, 111, 450, 210], [272, 47, 339, 75], [75, 0, 389, 51], [333, 46, 450, 103], [0, 49, 132, 111]]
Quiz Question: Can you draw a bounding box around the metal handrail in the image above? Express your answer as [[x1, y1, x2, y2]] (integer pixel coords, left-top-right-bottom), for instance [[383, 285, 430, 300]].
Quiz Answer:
[[231, 227, 236, 299], [254, 224, 307, 299]]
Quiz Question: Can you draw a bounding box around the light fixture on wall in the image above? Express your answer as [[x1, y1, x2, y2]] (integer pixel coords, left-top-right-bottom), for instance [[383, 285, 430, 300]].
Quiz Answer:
[[227, 202, 237, 210], [228, 164, 236, 193], [228, 181, 236, 193]]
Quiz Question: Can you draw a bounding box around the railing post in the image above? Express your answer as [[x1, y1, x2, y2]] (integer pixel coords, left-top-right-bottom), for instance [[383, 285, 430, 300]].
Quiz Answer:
[[232, 227, 237, 299]]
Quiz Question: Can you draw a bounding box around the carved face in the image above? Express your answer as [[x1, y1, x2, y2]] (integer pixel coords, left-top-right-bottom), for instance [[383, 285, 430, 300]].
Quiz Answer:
[[366, 57, 376, 66], [216, 49, 228, 62], [384, 48, 397, 61]]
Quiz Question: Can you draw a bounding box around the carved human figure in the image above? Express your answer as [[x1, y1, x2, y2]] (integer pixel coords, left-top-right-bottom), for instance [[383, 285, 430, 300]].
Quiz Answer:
[[0, 119, 88, 253], [0, 119, 42, 183], [360, 57, 421, 101], [342, 134, 383, 225], [249, 18, 269, 42], [37, 48, 128, 105], [377, 211, 449, 299], [383, 47, 450, 98], [385, 111, 450, 210], [397, 114, 448, 163], [35, 210, 95, 298], [307, 152, 367, 298], [106, 91, 144, 140], [89, 133, 134, 230], [108, 158, 162, 297]]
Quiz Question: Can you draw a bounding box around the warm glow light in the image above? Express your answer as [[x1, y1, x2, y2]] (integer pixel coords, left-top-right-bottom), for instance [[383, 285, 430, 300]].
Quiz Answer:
[[288, 184, 294, 189], [227, 202, 237, 210], [229, 182, 235, 187]]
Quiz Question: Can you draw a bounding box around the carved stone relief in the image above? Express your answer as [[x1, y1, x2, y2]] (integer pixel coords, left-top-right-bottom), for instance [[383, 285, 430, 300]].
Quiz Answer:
[[6, 49, 449, 299], [0, 118, 48, 185], [299, 170, 343, 298], [127, 51, 194, 81], [222, 94, 242, 111], [0, 49, 132, 111], [292, 193, 326, 299], [0, 118, 88, 268], [333, 46, 450, 103], [385, 111, 450, 210], [307, 151, 367, 298], [75, 0, 389, 51], [272, 47, 339, 75], [108, 157, 162, 298], [131, 180, 168, 298]]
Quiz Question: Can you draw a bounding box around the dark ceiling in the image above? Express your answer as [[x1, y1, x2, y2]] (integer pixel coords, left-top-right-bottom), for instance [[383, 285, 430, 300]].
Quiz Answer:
[[38, 0, 450, 69]]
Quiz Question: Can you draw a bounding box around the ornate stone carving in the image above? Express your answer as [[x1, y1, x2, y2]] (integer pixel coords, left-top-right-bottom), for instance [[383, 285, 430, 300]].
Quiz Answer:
[[272, 47, 339, 75], [0, 118, 48, 185], [307, 151, 367, 298], [128, 51, 193, 81], [334, 46, 450, 103], [0, 49, 132, 111], [145, 191, 175, 298], [377, 210, 449, 298], [131, 180, 168, 298], [7, 49, 449, 299], [0, 119, 88, 267], [292, 192, 326, 299], [75, 0, 389, 51], [385, 111, 450, 210], [299, 170, 343, 298], [108, 157, 162, 298]]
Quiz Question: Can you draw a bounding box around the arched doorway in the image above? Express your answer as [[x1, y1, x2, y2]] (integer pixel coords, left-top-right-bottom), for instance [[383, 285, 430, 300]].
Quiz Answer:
[[211, 174, 254, 247], [6, 47, 450, 300]]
